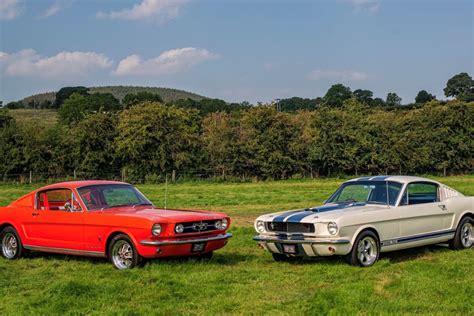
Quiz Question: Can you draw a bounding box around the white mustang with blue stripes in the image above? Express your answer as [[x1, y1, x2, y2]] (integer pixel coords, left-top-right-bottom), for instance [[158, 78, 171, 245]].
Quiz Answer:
[[253, 176, 473, 267]]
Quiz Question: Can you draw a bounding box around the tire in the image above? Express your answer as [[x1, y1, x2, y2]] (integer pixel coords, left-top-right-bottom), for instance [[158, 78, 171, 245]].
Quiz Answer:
[[108, 234, 141, 269], [1, 227, 24, 260], [345, 230, 380, 267], [272, 253, 303, 262], [449, 216, 473, 250]]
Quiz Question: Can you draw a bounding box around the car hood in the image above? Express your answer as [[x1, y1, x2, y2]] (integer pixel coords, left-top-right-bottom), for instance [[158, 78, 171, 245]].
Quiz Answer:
[[103, 207, 226, 223], [260, 202, 388, 223]]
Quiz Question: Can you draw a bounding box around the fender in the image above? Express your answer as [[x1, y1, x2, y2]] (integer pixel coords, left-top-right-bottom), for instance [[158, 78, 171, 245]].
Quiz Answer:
[[349, 224, 380, 245]]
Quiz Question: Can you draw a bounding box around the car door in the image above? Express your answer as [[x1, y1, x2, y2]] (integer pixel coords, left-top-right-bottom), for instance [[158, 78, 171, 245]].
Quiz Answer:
[[22, 188, 85, 250], [397, 182, 455, 239]]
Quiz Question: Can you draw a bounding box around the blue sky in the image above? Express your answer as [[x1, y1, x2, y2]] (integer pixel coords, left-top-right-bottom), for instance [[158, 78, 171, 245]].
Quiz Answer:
[[0, 0, 473, 103]]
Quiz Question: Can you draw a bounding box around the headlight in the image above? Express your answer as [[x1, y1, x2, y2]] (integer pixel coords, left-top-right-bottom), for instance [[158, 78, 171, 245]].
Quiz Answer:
[[256, 220, 266, 233], [175, 224, 184, 234], [215, 218, 228, 230], [152, 224, 162, 236], [327, 222, 338, 235]]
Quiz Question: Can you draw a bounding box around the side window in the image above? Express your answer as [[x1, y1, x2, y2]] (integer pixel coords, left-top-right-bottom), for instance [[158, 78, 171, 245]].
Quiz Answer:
[[37, 189, 82, 212], [403, 182, 439, 205]]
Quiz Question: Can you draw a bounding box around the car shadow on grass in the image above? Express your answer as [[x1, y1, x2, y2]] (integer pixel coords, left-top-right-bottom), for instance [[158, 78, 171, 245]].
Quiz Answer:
[[380, 243, 451, 263]]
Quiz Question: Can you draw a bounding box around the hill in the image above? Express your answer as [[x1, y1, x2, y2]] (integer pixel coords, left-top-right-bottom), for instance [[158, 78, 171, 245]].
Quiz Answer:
[[19, 86, 207, 104]]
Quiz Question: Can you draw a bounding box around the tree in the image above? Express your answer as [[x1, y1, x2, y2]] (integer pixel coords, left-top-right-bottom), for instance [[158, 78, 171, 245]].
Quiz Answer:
[[5, 101, 24, 109], [371, 98, 385, 107], [276, 97, 321, 112], [386, 92, 402, 106], [444, 72, 474, 102], [87, 93, 121, 111], [323, 84, 352, 107], [353, 89, 374, 105], [115, 103, 200, 182], [415, 90, 435, 104], [58, 93, 89, 124], [54, 86, 89, 108], [122, 92, 163, 108]]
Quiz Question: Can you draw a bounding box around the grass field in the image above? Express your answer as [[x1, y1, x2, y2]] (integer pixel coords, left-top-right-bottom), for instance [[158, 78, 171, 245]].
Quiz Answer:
[[0, 176, 472, 315]]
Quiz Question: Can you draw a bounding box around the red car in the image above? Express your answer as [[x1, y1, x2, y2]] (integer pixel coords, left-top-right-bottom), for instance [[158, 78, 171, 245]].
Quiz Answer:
[[0, 180, 232, 269]]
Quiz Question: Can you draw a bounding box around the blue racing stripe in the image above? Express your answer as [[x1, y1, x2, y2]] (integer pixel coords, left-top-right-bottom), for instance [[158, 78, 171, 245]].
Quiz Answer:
[[285, 210, 315, 223], [272, 210, 302, 222]]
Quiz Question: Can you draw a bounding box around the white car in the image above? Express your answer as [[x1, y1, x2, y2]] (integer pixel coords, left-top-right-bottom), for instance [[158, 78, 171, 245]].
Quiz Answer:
[[253, 176, 473, 267]]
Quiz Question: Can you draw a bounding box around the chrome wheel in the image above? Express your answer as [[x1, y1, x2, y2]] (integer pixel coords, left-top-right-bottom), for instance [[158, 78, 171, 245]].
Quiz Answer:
[[356, 236, 378, 266], [111, 240, 134, 269], [2, 233, 18, 259], [460, 222, 473, 248]]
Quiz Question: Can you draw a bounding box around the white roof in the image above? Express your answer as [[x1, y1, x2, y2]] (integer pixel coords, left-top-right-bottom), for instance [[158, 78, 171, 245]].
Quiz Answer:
[[346, 175, 439, 185]]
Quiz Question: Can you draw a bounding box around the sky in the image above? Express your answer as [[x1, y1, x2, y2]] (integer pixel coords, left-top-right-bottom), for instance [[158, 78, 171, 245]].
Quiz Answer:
[[0, 0, 473, 104]]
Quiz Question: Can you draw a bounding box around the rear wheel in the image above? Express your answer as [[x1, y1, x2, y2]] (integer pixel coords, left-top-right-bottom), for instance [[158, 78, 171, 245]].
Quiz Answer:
[[346, 230, 379, 267], [450, 216, 473, 250], [1, 227, 24, 260], [108, 234, 141, 269]]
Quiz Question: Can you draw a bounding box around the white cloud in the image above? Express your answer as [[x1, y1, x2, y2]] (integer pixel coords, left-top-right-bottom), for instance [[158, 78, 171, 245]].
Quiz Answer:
[[0, 0, 22, 20], [40, 0, 73, 18], [114, 47, 217, 76], [97, 0, 189, 23], [307, 69, 369, 82], [0, 49, 113, 78], [350, 0, 380, 13]]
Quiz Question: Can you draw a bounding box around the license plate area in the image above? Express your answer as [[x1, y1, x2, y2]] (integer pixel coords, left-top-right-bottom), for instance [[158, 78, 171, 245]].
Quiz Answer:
[[191, 242, 206, 253], [282, 244, 296, 254]]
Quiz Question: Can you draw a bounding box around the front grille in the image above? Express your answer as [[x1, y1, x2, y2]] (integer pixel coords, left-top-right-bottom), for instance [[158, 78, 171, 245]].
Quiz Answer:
[[266, 222, 315, 233], [176, 220, 219, 234]]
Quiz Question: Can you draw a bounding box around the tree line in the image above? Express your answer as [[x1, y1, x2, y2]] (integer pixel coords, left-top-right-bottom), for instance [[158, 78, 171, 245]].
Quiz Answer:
[[0, 73, 472, 182]]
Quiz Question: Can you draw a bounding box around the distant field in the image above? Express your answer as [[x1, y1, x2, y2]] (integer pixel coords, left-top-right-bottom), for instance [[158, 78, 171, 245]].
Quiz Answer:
[[0, 176, 472, 314], [9, 109, 58, 128]]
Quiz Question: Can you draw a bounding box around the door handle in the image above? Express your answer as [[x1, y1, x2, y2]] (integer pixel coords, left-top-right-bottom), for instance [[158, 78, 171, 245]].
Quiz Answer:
[[32, 212, 39, 216], [438, 204, 447, 211]]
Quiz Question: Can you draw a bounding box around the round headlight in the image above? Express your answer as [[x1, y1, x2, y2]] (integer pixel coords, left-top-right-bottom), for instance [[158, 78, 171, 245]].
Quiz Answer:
[[327, 222, 338, 235], [152, 224, 162, 236], [175, 224, 184, 234], [256, 220, 266, 233], [221, 218, 228, 230], [215, 220, 223, 230]]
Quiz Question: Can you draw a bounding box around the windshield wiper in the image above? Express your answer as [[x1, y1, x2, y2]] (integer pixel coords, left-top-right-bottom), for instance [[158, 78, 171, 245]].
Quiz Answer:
[[367, 201, 387, 205]]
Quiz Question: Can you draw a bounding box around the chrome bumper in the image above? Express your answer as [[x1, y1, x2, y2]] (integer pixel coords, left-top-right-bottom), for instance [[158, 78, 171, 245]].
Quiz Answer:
[[253, 235, 350, 244], [141, 233, 233, 246]]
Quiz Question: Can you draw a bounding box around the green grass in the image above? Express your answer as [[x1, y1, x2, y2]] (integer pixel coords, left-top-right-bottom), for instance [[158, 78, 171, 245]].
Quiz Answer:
[[0, 176, 473, 315], [9, 109, 58, 128]]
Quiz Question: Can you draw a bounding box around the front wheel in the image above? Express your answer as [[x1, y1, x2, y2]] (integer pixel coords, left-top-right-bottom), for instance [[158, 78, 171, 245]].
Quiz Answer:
[[346, 231, 380, 267], [1, 227, 24, 260], [450, 217, 473, 250], [108, 234, 141, 269]]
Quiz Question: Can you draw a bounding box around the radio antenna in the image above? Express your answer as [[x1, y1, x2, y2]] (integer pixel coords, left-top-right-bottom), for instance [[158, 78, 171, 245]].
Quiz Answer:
[[164, 174, 168, 210]]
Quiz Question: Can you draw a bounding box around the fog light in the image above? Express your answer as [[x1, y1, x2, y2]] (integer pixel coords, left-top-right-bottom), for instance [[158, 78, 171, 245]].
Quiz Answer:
[[175, 224, 184, 234]]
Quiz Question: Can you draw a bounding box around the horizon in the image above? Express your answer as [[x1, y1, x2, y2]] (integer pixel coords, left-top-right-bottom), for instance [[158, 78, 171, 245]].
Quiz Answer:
[[1, 0, 473, 104]]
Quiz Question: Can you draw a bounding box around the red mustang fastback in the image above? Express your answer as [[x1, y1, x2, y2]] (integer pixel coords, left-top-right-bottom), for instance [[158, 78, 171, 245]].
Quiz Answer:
[[0, 180, 232, 269]]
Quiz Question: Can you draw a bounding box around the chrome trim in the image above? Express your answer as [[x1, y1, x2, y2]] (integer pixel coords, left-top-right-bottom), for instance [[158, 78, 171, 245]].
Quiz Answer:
[[23, 245, 106, 257], [140, 233, 233, 246], [253, 235, 350, 244]]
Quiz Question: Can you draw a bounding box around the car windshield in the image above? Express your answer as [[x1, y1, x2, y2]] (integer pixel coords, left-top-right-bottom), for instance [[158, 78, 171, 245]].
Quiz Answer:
[[327, 181, 402, 206], [77, 184, 153, 211]]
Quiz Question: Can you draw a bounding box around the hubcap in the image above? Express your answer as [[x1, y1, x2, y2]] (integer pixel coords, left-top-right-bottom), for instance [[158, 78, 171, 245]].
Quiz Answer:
[[460, 222, 473, 248], [112, 240, 134, 269], [2, 233, 18, 259], [356, 236, 378, 266]]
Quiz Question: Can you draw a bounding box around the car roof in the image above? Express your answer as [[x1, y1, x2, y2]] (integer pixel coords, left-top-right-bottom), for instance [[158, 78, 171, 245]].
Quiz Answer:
[[38, 180, 130, 191], [346, 175, 440, 185]]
